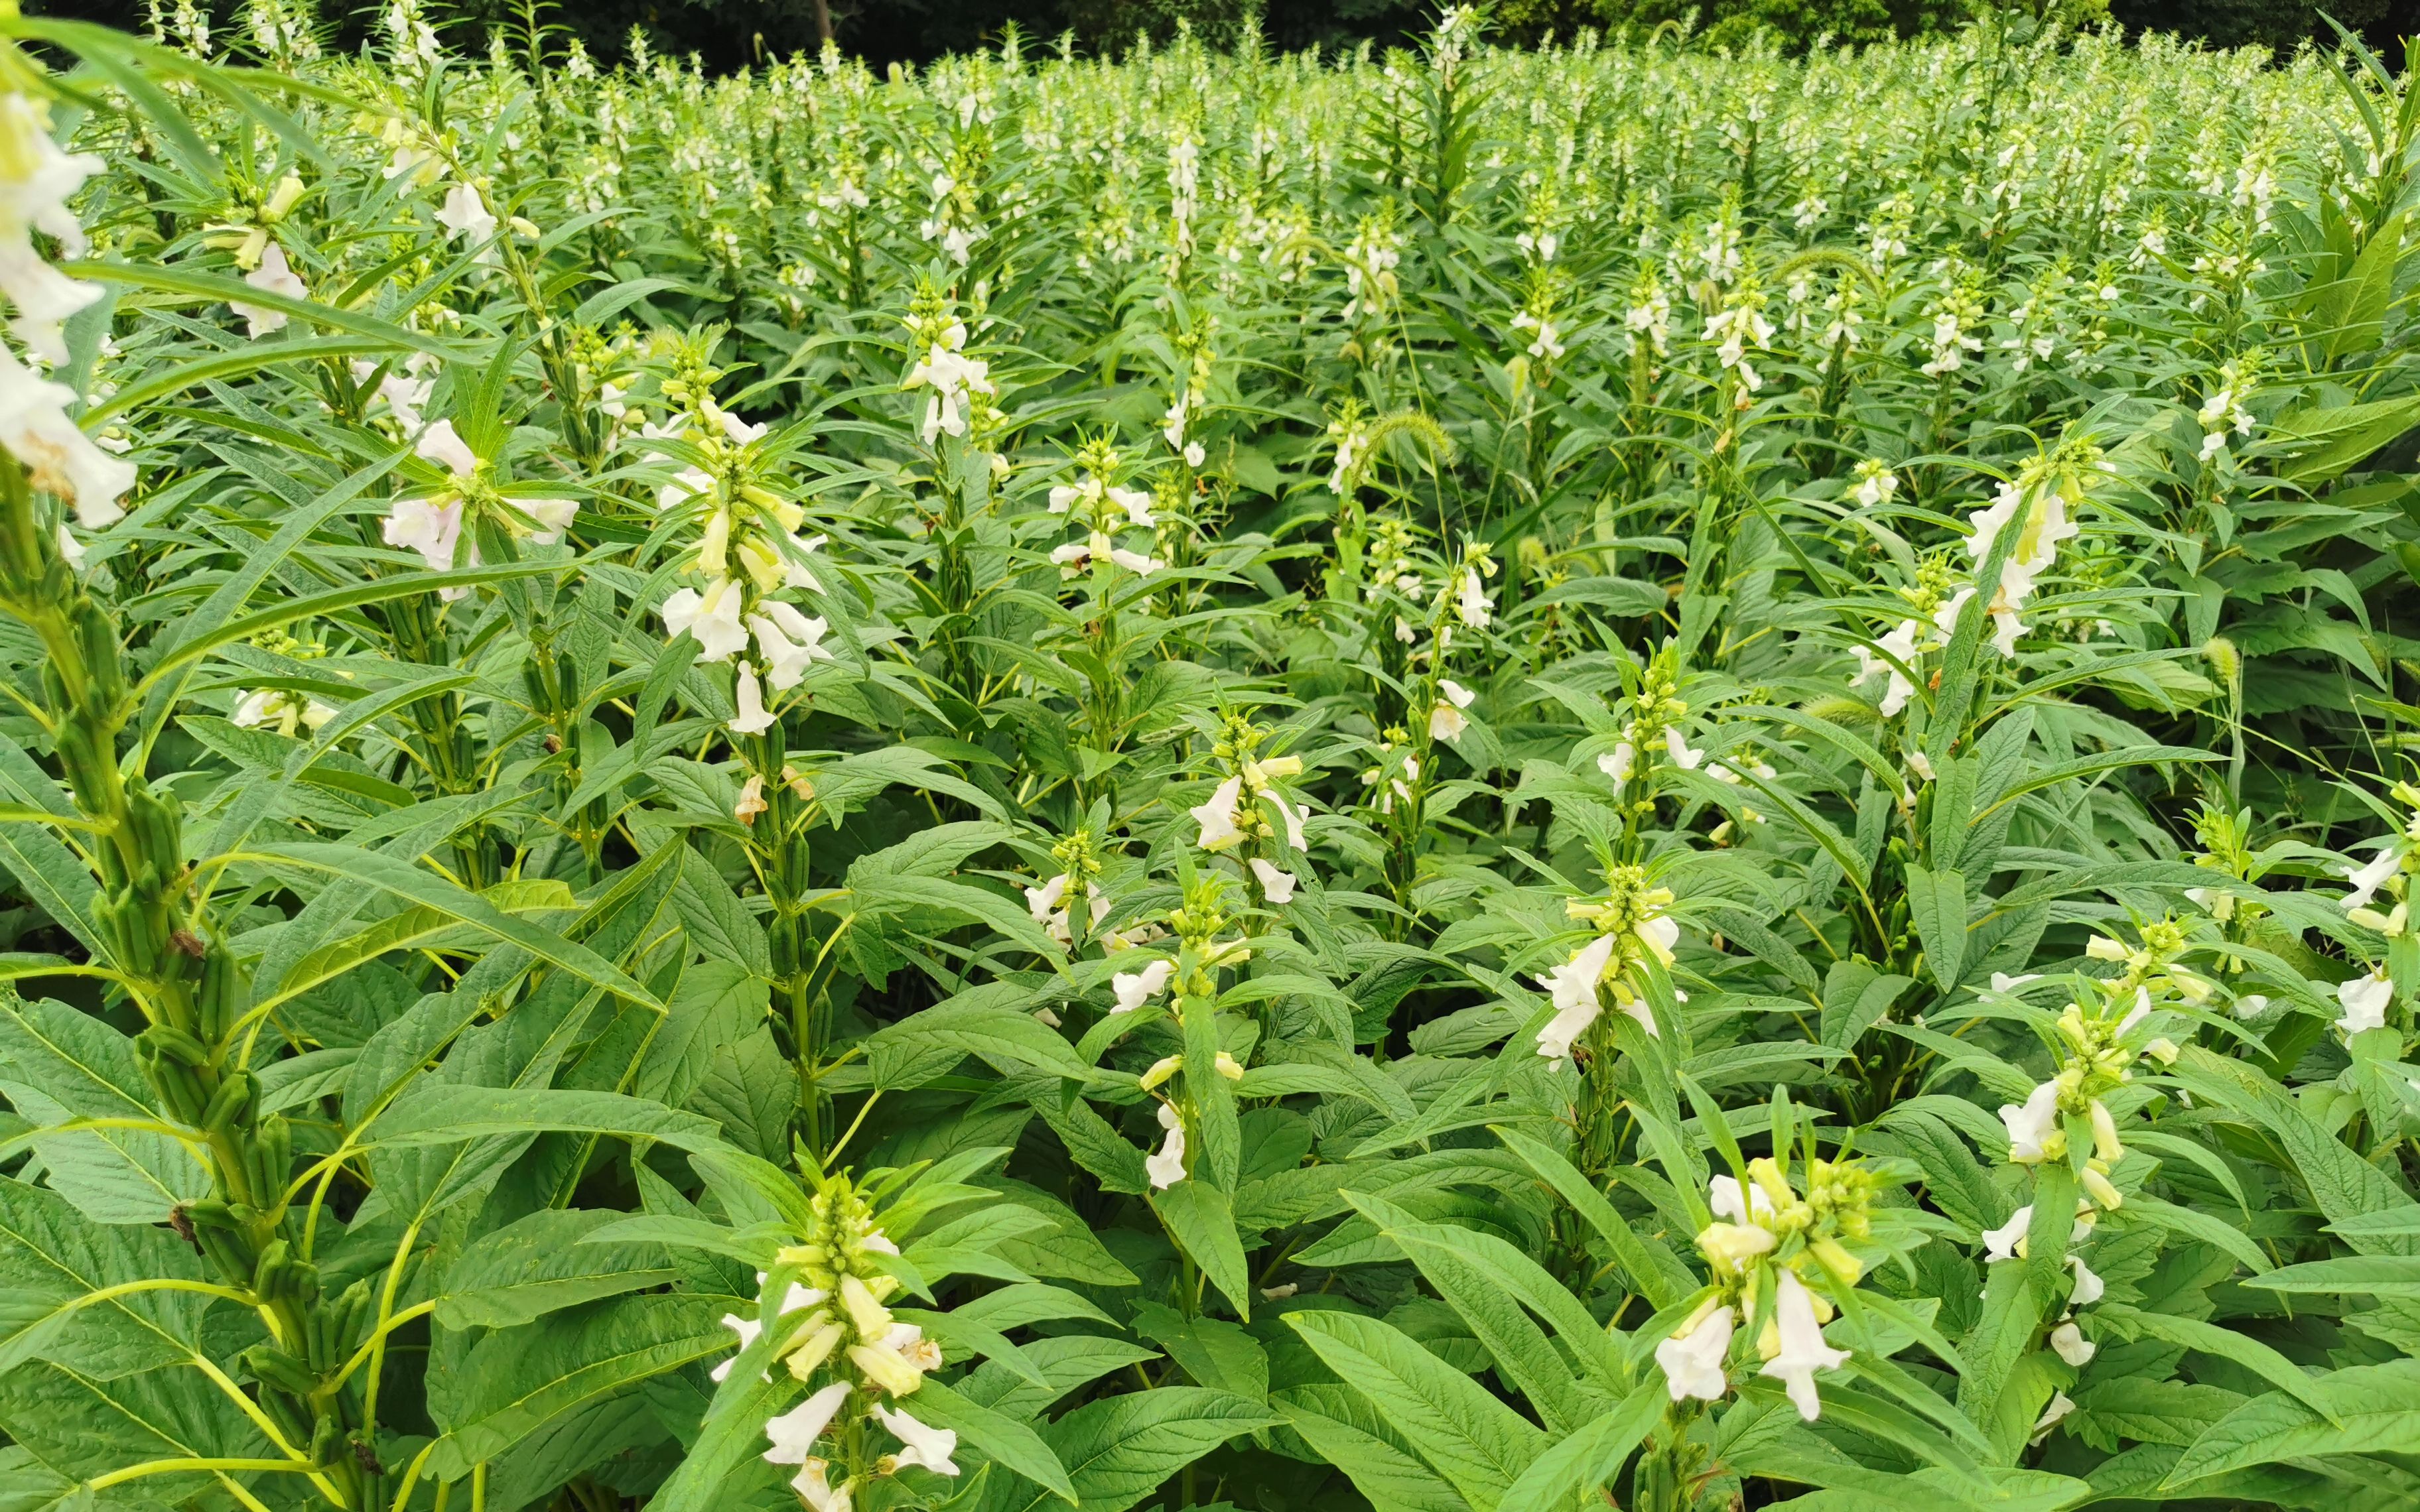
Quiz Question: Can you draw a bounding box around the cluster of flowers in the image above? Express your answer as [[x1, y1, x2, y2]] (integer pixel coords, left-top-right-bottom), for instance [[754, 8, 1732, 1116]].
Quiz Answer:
[[1656, 1152, 1879, 1422], [1532, 863, 1681, 1064], [724, 1176, 959, 1512]]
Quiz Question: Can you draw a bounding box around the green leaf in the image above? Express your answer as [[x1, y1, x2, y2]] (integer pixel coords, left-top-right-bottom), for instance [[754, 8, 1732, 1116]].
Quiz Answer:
[[1905, 864, 1969, 990], [2164, 1360, 2420, 1488], [1001, 1387, 1276, 1512], [1152, 1178, 1254, 1319], [435, 1209, 677, 1330], [1284, 1309, 1548, 1511]]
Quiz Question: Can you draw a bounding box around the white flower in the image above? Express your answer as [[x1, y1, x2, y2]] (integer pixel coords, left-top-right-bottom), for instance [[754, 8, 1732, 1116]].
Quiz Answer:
[[2233, 993, 2270, 1021], [764, 1381, 854, 1464], [1430, 679, 1476, 742], [1251, 857, 1298, 903], [871, 1402, 960, 1477], [416, 418, 479, 477], [729, 661, 776, 735], [1146, 1102, 1187, 1189], [512, 497, 578, 544], [231, 688, 336, 737], [1024, 873, 1069, 924], [1663, 726, 1704, 771], [1708, 1174, 1773, 1225], [436, 182, 498, 244], [1851, 619, 1921, 718], [1990, 972, 2042, 992], [230, 241, 306, 337], [2342, 846, 2401, 909], [1982, 1205, 2030, 1262], [1759, 1269, 1851, 1422], [54, 522, 82, 569], [750, 601, 836, 690], [1534, 933, 1615, 1065], [0, 347, 136, 525], [1191, 775, 1244, 851], [1655, 1304, 1733, 1403], [0, 94, 105, 363], [1455, 568, 1492, 628], [662, 578, 750, 662], [1597, 741, 1635, 785], [2067, 1254, 2104, 1307], [791, 1460, 850, 1512], [1273, 794, 1310, 852], [1111, 958, 1174, 1013], [2031, 1391, 2076, 1445], [381, 494, 462, 572], [2338, 970, 2393, 1037], [2049, 1322, 2096, 1367], [2001, 1080, 2061, 1164]]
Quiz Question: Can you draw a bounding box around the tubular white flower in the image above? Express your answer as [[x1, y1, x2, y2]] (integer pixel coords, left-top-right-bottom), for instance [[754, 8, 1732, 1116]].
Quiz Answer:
[[763, 1380, 854, 1464], [872, 1401, 961, 1476], [1111, 958, 1174, 1013], [1664, 726, 1704, 770], [2342, 846, 2401, 910], [2338, 970, 2393, 1037], [2066, 1253, 2104, 1307], [1146, 1102, 1187, 1189], [0, 94, 104, 363], [1708, 1174, 1774, 1226], [2049, 1321, 2096, 1367], [381, 495, 462, 573], [729, 661, 776, 735], [1655, 1303, 1733, 1403], [1534, 933, 1615, 1064], [1250, 857, 1298, 903], [1759, 1269, 1851, 1422], [230, 241, 306, 338], [1191, 775, 1244, 851], [750, 602, 835, 690], [2000, 1080, 2062, 1164], [0, 347, 135, 525], [1597, 741, 1635, 785], [436, 182, 498, 244], [1982, 1204, 2030, 1262], [1851, 619, 1921, 718], [661, 578, 750, 662]]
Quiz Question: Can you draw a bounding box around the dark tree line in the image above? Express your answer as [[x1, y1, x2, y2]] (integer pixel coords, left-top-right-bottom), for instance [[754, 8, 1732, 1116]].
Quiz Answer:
[[23, 0, 2409, 80]]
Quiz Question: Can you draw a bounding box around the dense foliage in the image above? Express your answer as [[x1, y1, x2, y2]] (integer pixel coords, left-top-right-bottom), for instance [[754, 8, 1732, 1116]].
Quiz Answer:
[[1, 5, 2419, 1511]]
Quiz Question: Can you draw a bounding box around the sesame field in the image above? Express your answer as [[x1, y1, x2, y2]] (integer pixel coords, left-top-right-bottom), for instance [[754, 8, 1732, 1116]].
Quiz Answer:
[[0, 5, 2417, 1510]]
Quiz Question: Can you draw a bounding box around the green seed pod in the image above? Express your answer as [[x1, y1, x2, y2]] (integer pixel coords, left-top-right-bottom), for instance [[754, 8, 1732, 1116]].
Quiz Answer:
[[72, 599, 125, 715], [201, 1068, 258, 1137], [132, 1029, 210, 1125]]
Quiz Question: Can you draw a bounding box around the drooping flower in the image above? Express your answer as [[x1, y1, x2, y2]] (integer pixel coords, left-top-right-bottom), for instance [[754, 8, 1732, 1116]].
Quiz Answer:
[[381, 494, 462, 573], [1250, 857, 1298, 904], [661, 578, 751, 662], [230, 241, 306, 337], [729, 661, 776, 735], [2049, 1321, 2096, 1367], [2342, 847, 2401, 910], [1982, 1205, 2030, 1262], [1759, 1269, 1851, 1422], [232, 688, 336, 737], [2066, 1253, 2104, 1307], [1851, 619, 1922, 718], [1655, 1303, 1733, 1403], [1191, 776, 1244, 851], [2338, 970, 2394, 1037], [871, 1401, 961, 1477], [1146, 1102, 1187, 1189], [2001, 1080, 2063, 1164], [0, 348, 135, 525], [1533, 932, 1616, 1065], [1663, 726, 1704, 771], [750, 601, 836, 690], [764, 1381, 854, 1465], [436, 182, 498, 245], [1111, 958, 1174, 1013], [1708, 1174, 1774, 1226], [1597, 741, 1635, 785], [1430, 679, 1475, 742], [0, 94, 105, 363]]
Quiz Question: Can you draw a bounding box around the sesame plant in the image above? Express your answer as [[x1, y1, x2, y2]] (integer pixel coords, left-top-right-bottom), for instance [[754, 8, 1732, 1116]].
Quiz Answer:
[[1, 3, 2419, 1510]]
